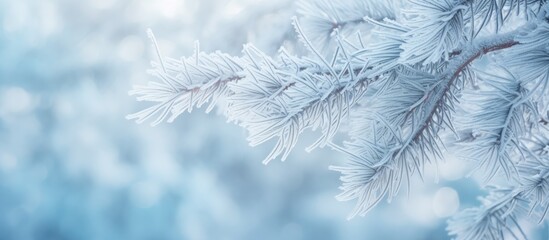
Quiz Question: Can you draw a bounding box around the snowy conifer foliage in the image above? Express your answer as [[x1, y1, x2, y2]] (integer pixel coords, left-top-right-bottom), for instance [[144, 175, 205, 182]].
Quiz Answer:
[[129, 0, 549, 238]]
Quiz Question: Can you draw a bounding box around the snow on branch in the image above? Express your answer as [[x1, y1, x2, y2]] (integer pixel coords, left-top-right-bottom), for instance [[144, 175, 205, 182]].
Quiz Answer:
[[330, 68, 443, 218], [449, 127, 549, 240], [360, 18, 409, 76], [448, 189, 530, 240], [130, 25, 377, 163], [296, 0, 400, 51], [331, 26, 525, 218], [400, 0, 468, 65], [456, 65, 538, 181], [505, 20, 549, 97], [228, 41, 372, 163], [128, 1, 549, 237], [127, 32, 245, 126], [471, 0, 536, 37]]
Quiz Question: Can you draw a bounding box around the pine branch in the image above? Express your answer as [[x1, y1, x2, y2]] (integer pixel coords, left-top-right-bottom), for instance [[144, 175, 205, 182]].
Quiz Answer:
[[400, 0, 468, 65], [227, 43, 373, 163], [331, 25, 524, 218], [456, 66, 538, 181], [448, 189, 529, 240], [129, 28, 377, 163], [126, 41, 246, 126], [296, 0, 400, 52], [471, 0, 536, 37], [449, 127, 549, 240], [505, 20, 549, 97], [127, 2, 549, 236], [360, 17, 409, 76]]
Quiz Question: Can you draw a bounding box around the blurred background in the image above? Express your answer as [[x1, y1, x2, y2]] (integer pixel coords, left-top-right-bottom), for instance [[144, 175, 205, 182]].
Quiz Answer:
[[0, 0, 546, 239]]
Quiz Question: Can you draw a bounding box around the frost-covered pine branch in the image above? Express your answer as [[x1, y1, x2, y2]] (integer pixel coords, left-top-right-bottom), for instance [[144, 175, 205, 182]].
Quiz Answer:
[[129, 0, 549, 238], [226, 40, 372, 163], [448, 127, 549, 240], [331, 29, 525, 218], [126, 31, 246, 125], [455, 65, 538, 181]]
